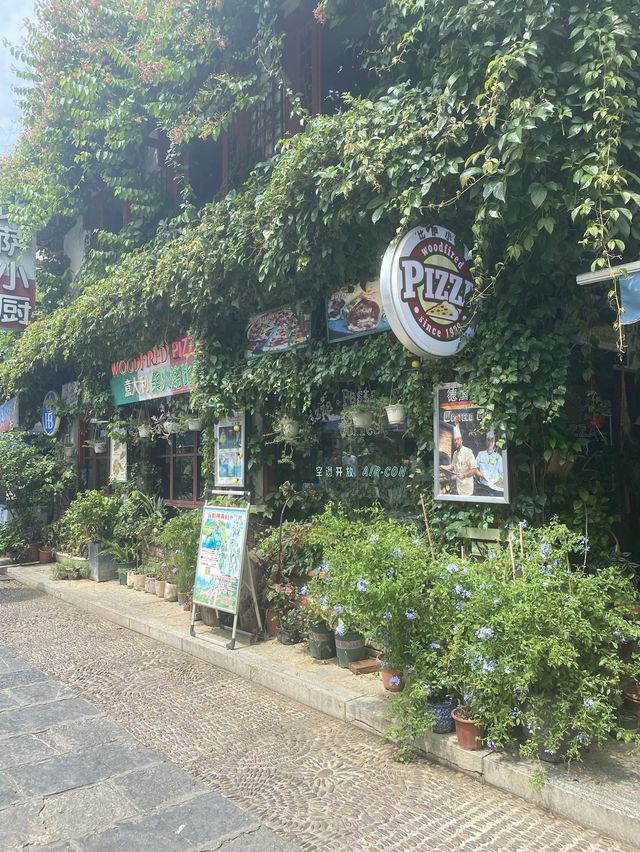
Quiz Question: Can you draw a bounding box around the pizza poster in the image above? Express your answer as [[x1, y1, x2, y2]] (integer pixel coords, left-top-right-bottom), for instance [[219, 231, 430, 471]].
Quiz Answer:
[[193, 504, 249, 614], [434, 383, 509, 504], [246, 307, 311, 357], [326, 280, 391, 343]]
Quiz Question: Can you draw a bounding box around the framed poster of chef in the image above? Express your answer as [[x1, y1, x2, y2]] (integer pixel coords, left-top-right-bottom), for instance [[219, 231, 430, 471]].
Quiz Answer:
[[326, 280, 391, 343], [434, 383, 509, 504]]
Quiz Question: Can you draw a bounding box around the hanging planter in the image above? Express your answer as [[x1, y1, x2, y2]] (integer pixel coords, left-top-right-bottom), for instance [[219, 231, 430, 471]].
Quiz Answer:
[[280, 417, 301, 439], [352, 410, 374, 429], [93, 441, 107, 454], [63, 443, 75, 459], [187, 417, 203, 432], [385, 404, 406, 426], [164, 420, 181, 434], [137, 423, 152, 438]]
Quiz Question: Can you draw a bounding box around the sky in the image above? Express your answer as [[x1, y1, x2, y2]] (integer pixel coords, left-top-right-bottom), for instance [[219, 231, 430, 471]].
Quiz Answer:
[[0, 0, 35, 156]]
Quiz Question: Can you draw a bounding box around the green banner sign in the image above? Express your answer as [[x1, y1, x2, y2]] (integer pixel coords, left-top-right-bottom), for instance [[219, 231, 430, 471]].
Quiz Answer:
[[110, 335, 196, 405]]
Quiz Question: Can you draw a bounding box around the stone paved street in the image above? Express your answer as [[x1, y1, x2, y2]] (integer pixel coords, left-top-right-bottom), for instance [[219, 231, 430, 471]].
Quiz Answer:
[[0, 578, 631, 851]]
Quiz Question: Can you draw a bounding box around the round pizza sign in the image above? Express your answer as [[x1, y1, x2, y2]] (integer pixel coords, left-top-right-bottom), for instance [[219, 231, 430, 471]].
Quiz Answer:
[[380, 224, 475, 357]]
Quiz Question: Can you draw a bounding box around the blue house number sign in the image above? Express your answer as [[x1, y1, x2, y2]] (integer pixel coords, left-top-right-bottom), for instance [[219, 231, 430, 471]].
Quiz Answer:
[[42, 390, 61, 436]]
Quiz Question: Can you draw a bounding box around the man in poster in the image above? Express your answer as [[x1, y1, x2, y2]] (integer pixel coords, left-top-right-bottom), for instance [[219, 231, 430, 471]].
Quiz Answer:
[[440, 424, 479, 496], [475, 431, 504, 497]]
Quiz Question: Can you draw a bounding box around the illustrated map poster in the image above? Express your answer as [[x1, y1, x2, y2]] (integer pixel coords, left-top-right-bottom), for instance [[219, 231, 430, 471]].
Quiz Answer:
[[326, 280, 391, 342], [434, 383, 509, 504], [246, 307, 310, 357], [215, 412, 245, 488], [193, 504, 249, 614]]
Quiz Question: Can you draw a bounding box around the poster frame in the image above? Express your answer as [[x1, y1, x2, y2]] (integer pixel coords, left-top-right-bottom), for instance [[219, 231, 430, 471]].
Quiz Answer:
[[214, 411, 245, 488], [433, 382, 510, 505]]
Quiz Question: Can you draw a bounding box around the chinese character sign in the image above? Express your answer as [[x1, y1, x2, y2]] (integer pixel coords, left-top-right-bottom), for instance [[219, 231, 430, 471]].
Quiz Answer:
[[0, 217, 36, 332], [193, 504, 249, 614], [110, 335, 196, 405]]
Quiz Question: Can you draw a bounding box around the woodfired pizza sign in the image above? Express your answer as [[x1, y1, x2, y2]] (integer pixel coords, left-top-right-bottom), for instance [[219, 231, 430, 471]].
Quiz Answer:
[[380, 225, 476, 358]]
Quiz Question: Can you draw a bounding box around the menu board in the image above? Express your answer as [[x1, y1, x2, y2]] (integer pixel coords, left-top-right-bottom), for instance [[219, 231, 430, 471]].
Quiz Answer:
[[193, 503, 249, 614], [246, 307, 311, 357], [326, 280, 390, 343]]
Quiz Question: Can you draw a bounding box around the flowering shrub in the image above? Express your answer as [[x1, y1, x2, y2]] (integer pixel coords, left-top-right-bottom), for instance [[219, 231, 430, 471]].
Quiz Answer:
[[390, 519, 640, 762], [255, 521, 319, 620], [307, 505, 437, 669]]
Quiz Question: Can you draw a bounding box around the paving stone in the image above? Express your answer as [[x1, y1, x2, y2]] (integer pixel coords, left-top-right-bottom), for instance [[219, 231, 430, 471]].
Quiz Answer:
[[36, 782, 139, 843], [7, 741, 161, 797], [0, 667, 49, 691], [0, 697, 99, 737], [0, 733, 57, 770], [8, 680, 75, 706], [38, 716, 128, 753], [0, 691, 19, 711], [111, 761, 205, 811], [79, 793, 257, 852], [0, 798, 45, 849], [0, 772, 21, 808], [214, 826, 300, 851]]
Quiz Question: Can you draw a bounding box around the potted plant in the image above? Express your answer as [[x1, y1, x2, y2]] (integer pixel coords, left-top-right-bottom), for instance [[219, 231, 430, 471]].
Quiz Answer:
[[84, 437, 108, 455], [38, 525, 56, 564], [451, 704, 486, 750], [277, 606, 306, 644], [157, 509, 201, 604], [267, 411, 316, 467], [99, 539, 138, 585], [186, 413, 203, 431], [584, 390, 611, 431], [339, 398, 385, 436]]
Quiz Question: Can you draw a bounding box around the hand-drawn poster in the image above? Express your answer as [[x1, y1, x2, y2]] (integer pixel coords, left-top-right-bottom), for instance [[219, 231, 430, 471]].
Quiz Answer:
[[193, 504, 249, 614], [215, 412, 245, 488]]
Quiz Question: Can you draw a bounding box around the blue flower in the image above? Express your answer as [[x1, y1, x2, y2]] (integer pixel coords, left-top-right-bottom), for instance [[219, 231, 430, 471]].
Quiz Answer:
[[412, 537, 422, 546], [405, 609, 417, 621], [391, 547, 403, 558], [540, 564, 554, 577], [369, 534, 379, 543], [387, 569, 395, 578], [576, 732, 588, 746], [333, 604, 344, 615], [446, 563, 458, 573], [405, 665, 414, 675], [583, 698, 595, 709], [356, 579, 368, 592], [321, 597, 329, 608], [463, 692, 472, 704], [455, 601, 464, 611], [520, 519, 528, 529], [452, 624, 460, 633], [335, 622, 346, 636], [476, 627, 495, 640], [540, 542, 552, 557], [503, 665, 512, 674], [379, 658, 388, 669], [579, 535, 590, 552], [383, 610, 392, 621], [429, 641, 441, 650], [486, 739, 498, 751], [299, 585, 308, 596], [481, 660, 496, 674], [389, 675, 401, 687], [320, 561, 330, 574], [493, 597, 501, 606]]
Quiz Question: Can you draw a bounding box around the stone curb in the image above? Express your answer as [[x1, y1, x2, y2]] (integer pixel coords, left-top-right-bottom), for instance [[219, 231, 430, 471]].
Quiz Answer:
[[6, 565, 638, 848]]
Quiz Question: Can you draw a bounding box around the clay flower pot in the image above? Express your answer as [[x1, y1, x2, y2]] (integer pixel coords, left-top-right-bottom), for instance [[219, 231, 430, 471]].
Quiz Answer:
[[133, 573, 146, 591], [164, 581, 178, 602], [451, 707, 486, 750], [380, 668, 404, 692], [155, 579, 166, 598]]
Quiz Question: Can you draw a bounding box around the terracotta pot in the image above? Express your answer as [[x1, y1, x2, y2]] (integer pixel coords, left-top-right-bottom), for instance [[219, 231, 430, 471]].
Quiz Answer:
[[27, 543, 40, 562], [451, 707, 486, 750], [38, 548, 52, 564], [265, 608, 281, 637], [164, 581, 178, 601], [155, 579, 166, 598], [133, 573, 146, 591], [144, 576, 155, 595], [380, 668, 404, 692]]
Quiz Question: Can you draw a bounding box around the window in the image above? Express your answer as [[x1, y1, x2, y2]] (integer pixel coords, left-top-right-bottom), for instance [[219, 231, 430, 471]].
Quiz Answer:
[[248, 81, 283, 162], [153, 431, 204, 507]]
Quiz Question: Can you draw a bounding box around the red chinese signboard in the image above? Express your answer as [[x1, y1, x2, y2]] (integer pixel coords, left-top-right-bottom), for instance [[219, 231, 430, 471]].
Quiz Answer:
[[0, 218, 36, 331]]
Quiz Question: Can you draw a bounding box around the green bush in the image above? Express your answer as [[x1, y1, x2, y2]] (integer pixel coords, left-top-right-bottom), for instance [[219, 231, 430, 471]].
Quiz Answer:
[[57, 490, 120, 556], [255, 521, 320, 618], [0, 517, 29, 559], [0, 431, 72, 515], [156, 509, 201, 594]]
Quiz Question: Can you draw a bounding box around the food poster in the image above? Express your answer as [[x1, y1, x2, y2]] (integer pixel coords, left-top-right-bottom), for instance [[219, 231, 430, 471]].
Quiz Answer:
[[434, 383, 509, 504], [215, 412, 245, 488], [246, 307, 311, 357], [326, 280, 391, 343], [194, 505, 249, 613], [109, 439, 127, 482]]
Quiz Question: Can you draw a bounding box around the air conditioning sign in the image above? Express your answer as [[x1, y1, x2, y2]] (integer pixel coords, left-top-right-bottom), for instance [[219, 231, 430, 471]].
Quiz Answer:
[[380, 225, 475, 357]]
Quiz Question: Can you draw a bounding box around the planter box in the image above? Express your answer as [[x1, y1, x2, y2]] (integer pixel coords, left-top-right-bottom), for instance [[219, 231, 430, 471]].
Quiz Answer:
[[55, 552, 89, 567], [88, 542, 118, 582]]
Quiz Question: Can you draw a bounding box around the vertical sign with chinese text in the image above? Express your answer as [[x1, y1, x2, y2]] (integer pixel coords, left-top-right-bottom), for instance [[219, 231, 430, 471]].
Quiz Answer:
[[0, 217, 36, 331]]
